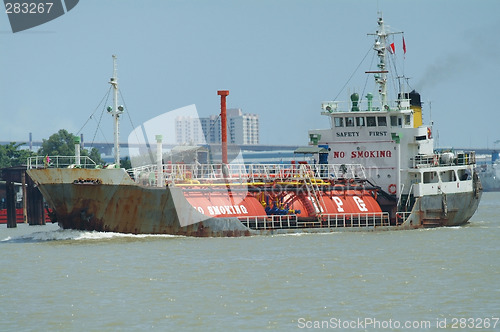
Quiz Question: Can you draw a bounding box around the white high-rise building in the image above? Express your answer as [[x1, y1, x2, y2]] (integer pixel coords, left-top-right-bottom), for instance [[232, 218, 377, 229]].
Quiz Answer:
[[227, 108, 259, 145], [174, 109, 259, 145], [200, 115, 221, 144], [175, 116, 205, 145]]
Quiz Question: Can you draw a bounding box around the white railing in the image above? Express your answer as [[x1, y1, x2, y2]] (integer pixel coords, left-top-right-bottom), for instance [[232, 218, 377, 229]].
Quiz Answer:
[[238, 215, 297, 230], [237, 212, 390, 230], [128, 163, 367, 185], [412, 151, 476, 168], [28, 156, 97, 169], [322, 212, 390, 227], [321, 97, 412, 113]]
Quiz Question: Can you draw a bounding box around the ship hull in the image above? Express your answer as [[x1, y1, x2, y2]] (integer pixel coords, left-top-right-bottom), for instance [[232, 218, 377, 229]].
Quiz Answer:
[[26, 168, 242, 236], [32, 182, 406, 236], [27, 167, 481, 236], [404, 190, 482, 228], [26, 168, 400, 236]]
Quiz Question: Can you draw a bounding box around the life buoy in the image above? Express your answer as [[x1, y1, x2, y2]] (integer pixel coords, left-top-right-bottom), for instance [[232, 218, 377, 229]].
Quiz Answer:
[[388, 184, 397, 194], [427, 127, 432, 139]]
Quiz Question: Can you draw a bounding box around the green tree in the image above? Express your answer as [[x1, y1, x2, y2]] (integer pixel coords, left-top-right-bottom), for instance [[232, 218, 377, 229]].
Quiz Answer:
[[88, 147, 103, 165], [38, 129, 76, 156], [0, 142, 36, 168], [120, 156, 132, 169], [38, 129, 103, 165]]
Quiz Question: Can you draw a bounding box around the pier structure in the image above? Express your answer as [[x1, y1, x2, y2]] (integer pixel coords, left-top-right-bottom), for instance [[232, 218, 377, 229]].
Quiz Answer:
[[1, 166, 46, 227]]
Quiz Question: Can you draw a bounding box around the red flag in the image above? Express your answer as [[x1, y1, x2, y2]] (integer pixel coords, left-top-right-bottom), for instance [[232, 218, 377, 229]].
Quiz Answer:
[[403, 37, 407, 54], [390, 42, 395, 54]]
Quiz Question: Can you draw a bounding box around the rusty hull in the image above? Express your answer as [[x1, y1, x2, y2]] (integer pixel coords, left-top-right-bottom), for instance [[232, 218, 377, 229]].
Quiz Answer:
[[26, 168, 408, 236], [26, 168, 253, 236], [26, 167, 481, 236]]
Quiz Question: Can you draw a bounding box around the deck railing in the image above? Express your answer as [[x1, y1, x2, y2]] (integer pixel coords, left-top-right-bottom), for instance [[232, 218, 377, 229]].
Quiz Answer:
[[320, 97, 412, 114], [411, 151, 476, 168], [129, 163, 367, 185], [322, 212, 390, 227], [238, 212, 390, 230], [27, 156, 97, 169]]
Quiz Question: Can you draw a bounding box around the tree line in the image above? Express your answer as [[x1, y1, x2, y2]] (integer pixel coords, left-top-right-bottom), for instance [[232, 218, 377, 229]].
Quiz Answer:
[[0, 129, 130, 169]]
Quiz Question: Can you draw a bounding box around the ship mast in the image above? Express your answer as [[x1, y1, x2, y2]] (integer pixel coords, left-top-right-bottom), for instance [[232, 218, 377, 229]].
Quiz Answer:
[[368, 14, 402, 108], [108, 55, 124, 167]]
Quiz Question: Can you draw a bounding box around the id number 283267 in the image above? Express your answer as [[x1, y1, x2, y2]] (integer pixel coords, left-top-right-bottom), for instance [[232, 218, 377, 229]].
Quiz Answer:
[[5, 2, 53, 14], [451, 317, 499, 329]]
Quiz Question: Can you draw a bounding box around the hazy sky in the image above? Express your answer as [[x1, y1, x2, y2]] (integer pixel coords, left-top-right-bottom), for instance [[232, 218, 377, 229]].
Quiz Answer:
[[1, 0, 499, 149]]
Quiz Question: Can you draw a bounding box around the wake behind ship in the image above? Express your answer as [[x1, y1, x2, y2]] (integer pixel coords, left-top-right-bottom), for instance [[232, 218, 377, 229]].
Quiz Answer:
[[26, 15, 482, 236]]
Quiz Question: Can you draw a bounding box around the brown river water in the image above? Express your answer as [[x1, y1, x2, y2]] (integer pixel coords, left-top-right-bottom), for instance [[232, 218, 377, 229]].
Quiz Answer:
[[1, 192, 499, 331]]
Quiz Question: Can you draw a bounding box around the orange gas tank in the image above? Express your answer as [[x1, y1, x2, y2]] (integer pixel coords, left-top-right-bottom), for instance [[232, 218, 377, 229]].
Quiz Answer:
[[322, 190, 381, 214], [184, 192, 266, 218]]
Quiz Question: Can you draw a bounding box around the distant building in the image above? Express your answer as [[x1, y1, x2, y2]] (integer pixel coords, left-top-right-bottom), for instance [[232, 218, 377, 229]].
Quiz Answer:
[[227, 108, 259, 145], [175, 109, 259, 145], [200, 115, 221, 144], [175, 116, 205, 145]]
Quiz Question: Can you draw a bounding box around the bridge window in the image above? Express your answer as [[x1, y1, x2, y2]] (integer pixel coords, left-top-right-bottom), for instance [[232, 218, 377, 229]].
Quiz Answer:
[[334, 117, 344, 127], [356, 117, 365, 126], [345, 117, 355, 127], [377, 116, 387, 126], [457, 169, 471, 181], [404, 115, 411, 126], [423, 171, 439, 184], [409, 172, 421, 184], [390, 116, 401, 127], [367, 116, 376, 127], [440, 170, 457, 182]]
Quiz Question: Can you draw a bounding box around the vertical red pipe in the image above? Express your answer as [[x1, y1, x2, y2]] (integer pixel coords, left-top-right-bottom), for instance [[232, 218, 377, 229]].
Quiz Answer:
[[217, 90, 229, 164]]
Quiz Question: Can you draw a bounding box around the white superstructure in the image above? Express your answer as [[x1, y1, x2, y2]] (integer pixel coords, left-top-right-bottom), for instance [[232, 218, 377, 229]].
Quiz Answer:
[[308, 14, 479, 219]]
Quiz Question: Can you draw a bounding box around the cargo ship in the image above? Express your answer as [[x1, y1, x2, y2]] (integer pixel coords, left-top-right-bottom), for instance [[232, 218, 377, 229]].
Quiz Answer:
[[26, 15, 482, 236], [478, 153, 500, 192]]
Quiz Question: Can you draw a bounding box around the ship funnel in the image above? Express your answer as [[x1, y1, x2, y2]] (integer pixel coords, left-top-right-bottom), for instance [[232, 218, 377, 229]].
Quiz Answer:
[[398, 90, 423, 127], [409, 90, 422, 127], [409, 90, 421, 107]]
